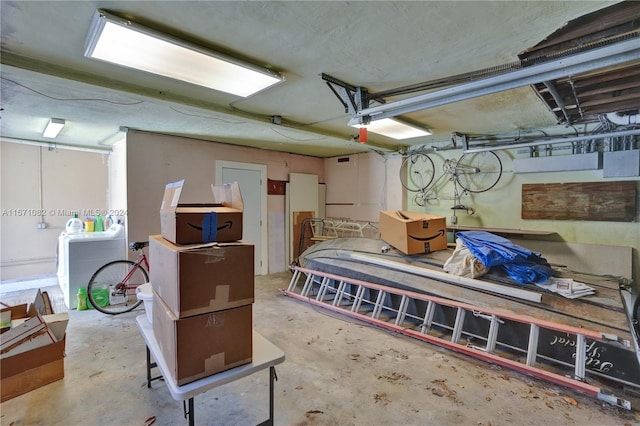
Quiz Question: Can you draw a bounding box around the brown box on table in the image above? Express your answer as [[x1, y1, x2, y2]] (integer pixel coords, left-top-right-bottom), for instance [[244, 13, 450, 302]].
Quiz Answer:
[[149, 235, 254, 319], [160, 179, 243, 245], [152, 294, 252, 386]]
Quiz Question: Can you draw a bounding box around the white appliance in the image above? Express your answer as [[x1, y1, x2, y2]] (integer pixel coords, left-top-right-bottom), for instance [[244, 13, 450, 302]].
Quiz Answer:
[[57, 224, 126, 309]]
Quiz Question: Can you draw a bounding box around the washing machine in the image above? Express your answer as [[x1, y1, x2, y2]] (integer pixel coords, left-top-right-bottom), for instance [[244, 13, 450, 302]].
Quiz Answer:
[[57, 224, 126, 309]]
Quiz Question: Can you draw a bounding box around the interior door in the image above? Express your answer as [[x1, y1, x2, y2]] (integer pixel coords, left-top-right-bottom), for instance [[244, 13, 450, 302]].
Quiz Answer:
[[285, 173, 319, 265], [216, 161, 267, 275]]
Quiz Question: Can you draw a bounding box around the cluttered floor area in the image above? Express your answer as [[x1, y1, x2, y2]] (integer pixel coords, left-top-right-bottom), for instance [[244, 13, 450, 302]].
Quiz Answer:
[[1, 272, 639, 426]]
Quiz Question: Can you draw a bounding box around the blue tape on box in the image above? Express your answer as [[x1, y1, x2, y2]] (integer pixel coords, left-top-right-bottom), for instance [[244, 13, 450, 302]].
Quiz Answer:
[[202, 212, 218, 242]]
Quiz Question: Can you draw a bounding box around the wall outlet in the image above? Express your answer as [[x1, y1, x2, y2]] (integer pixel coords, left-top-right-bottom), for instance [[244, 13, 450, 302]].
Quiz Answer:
[[36, 222, 47, 229]]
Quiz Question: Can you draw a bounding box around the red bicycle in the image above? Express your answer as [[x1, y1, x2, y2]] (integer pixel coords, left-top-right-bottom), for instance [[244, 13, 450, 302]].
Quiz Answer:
[[87, 241, 149, 314]]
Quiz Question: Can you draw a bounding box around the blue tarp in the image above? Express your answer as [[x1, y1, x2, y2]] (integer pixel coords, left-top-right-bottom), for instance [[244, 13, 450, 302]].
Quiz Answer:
[[456, 231, 553, 284]]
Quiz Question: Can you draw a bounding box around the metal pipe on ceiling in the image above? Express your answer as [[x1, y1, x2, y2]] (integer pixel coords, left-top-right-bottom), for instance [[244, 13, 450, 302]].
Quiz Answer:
[[1, 137, 112, 154], [356, 37, 640, 122], [462, 129, 640, 153]]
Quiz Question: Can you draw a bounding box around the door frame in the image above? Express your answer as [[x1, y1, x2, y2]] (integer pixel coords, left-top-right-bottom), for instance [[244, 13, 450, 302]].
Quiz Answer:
[[215, 160, 268, 275]]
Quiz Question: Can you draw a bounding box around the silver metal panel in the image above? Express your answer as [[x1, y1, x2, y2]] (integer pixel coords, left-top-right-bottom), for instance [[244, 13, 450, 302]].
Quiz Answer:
[[513, 152, 601, 173], [603, 149, 640, 177]]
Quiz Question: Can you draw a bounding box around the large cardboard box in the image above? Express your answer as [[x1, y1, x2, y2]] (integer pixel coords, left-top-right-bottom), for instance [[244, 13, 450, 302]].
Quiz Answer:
[[0, 292, 67, 402], [152, 294, 253, 385], [149, 235, 254, 318], [1, 339, 65, 402], [160, 180, 244, 245], [379, 210, 447, 255]]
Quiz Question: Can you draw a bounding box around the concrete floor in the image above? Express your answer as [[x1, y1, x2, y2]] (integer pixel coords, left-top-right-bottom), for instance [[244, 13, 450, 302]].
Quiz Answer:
[[1, 272, 639, 426]]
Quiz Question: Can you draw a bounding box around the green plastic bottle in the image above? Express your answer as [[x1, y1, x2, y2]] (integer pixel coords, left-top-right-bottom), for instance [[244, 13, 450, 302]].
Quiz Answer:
[[77, 287, 88, 311], [94, 214, 104, 232]]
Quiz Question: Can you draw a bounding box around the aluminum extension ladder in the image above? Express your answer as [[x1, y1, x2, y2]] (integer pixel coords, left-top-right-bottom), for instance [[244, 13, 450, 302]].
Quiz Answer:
[[283, 265, 632, 410]]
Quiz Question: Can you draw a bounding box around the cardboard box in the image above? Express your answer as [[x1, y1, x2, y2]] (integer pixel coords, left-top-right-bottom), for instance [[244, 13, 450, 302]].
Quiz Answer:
[[1, 315, 56, 358], [379, 210, 447, 255], [150, 235, 254, 318], [0, 291, 67, 402], [1, 339, 65, 402], [11, 313, 69, 342], [152, 294, 252, 386], [160, 179, 244, 244]]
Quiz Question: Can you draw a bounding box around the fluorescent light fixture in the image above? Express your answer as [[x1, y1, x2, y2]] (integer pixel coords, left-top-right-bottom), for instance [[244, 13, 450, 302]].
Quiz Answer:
[[84, 10, 284, 97], [43, 118, 65, 138], [349, 117, 431, 140]]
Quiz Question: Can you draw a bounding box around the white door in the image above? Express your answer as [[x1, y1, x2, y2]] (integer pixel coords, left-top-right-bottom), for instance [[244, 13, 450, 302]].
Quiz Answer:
[[216, 161, 267, 275]]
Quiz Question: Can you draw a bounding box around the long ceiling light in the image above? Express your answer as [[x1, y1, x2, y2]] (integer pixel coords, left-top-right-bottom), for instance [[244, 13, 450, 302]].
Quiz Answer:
[[84, 10, 284, 97], [349, 117, 431, 140], [42, 118, 65, 138]]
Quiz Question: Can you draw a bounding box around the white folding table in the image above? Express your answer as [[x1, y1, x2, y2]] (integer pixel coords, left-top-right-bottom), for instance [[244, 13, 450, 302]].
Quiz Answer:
[[136, 315, 285, 425]]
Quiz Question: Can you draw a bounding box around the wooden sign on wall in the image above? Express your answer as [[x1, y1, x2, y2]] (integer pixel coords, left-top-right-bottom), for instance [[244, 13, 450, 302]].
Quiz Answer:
[[522, 181, 637, 222]]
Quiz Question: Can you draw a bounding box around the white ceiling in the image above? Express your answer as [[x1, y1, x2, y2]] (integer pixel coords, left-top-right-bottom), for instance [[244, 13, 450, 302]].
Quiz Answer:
[[0, 1, 619, 157]]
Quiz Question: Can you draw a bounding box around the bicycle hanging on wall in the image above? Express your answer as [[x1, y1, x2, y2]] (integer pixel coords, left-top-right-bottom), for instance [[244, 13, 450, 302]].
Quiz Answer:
[[399, 149, 503, 223]]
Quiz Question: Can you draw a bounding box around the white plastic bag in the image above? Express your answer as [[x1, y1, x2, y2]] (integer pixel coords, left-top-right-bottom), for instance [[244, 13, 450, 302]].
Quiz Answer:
[[443, 238, 487, 278]]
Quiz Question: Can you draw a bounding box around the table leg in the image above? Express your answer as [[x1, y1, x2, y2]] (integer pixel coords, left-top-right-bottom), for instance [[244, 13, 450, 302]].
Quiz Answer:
[[145, 345, 162, 387], [182, 398, 194, 426], [258, 366, 278, 426], [146, 346, 152, 388], [270, 366, 277, 423]]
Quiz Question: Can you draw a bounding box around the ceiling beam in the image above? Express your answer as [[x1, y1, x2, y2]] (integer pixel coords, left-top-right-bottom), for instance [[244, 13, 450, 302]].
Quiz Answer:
[[2, 52, 403, 152]]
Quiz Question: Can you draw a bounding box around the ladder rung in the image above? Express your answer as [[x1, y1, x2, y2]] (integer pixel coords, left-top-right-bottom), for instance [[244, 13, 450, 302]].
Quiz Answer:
[[371, 290, 386, 319], [526, 324, 539, 367], [351, 285, 365, 312], [395, 295, 409, 326], [300, 273, 315, 296], [451, 307, 465, 344], [287, 269, 301, 292], [575, 334, 587, 381], [333, 280, 347, 306], [316, 276, 330, 301], [486, 315, 500, 353], [421, 301, 436, 334]]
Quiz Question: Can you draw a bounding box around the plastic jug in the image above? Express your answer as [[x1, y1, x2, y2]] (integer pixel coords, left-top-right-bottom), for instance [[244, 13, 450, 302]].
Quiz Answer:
[[84, 219, 94, 232], [66, 213, 83, 234], [77, 287, 88, 311], [94, 214, 104, 232]]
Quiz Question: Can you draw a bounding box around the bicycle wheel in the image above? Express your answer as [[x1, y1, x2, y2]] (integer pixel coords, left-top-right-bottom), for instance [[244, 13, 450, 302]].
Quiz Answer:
[[400, 152, 435, 192], [87, 260, 148, 314], [455, 151, 502, 193]]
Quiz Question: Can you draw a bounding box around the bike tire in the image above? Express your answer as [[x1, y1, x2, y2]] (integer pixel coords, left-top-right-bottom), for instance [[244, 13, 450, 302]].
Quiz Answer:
[[455, 151, 502, 193], [87, 260, 148, 315], [400, 152, 435, 192]]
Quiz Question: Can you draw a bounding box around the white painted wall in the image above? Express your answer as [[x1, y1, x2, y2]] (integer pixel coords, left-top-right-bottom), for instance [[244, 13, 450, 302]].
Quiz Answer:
[[123, 131, 324, 274], [3, 135, 637, 287], [1, 142, 109, 279], [404, 148, 640, 287]]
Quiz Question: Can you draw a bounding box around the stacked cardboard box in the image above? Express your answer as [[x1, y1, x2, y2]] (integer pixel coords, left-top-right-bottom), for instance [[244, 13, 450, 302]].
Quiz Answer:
[[150, 180, 254, 386], [0, 290, 69, 402], [379, 210, 448, 255]]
